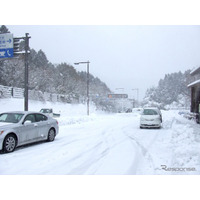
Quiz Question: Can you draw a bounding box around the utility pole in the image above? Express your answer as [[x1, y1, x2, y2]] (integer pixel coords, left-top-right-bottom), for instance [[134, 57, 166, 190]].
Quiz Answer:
[[24, 33, 31, 111], [86, 61, 89, 116], [132, 88, 139, 107], [74, 61, 90, 116]]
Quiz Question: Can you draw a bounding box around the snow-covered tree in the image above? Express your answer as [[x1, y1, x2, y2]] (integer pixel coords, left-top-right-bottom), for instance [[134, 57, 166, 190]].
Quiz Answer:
[[142, 70, 192, 108], [0, 25, 10, 33]]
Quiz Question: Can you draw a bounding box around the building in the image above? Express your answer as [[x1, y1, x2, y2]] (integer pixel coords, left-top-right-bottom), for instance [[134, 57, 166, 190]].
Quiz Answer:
[[188, 66, 200, 123]]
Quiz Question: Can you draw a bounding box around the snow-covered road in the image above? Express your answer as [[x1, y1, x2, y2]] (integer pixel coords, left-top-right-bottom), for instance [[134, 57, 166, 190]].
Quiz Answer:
[[0, 106, 199, 175]]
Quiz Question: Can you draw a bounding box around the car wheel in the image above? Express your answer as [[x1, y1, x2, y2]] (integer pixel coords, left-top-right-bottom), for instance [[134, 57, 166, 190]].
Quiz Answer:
[[3, 134, 17, 153], [47, 128, 55, 142]]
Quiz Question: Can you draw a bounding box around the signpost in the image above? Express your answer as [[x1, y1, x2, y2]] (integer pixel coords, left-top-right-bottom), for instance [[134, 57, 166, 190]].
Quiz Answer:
[[0, 32, 31, 111], [0, 33, 13, 59]]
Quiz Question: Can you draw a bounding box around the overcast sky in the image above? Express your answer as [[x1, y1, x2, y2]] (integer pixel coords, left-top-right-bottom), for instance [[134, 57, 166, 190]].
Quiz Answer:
[[7, 25, 200, 100]]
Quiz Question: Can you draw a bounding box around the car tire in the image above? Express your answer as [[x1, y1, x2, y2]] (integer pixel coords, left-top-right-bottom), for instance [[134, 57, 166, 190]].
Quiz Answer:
[[47, 128, 55, 142], [3, 134, 17, 153]]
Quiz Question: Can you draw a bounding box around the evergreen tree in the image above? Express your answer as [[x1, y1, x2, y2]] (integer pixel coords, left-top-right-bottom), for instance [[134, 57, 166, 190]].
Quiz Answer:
[[0, 45, 111, 108], [143, 70, 192, 108], [0, 25, 10, 34]]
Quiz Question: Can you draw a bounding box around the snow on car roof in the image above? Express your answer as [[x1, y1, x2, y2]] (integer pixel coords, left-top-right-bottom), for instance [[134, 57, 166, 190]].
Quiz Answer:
[[0, 111, 42, 114], [143, 107, 159, 110]]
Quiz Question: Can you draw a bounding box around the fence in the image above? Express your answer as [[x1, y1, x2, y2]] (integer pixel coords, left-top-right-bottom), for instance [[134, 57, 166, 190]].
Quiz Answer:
[[0, 84, 77, 103], [0, 85, 13, 98], [13, 87, 24, 98]]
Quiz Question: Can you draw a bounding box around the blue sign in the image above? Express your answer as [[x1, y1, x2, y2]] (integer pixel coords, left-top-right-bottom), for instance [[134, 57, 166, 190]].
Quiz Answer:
[[0, 48, 13, 58], [0, 33, 13, 58]]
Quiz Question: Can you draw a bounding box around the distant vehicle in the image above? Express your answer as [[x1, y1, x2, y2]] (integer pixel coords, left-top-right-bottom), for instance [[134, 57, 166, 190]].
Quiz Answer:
[[126, 108, 132, 113], [0, 111, 59, 153], [132, 108, 143, 114], [140, 107, 162, 129], [40, 108, 60, 118]]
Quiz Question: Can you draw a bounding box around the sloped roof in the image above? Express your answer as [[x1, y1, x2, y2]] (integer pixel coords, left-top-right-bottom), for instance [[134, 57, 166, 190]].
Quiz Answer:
[[190, 66, 200, 76], [187, 79, 200, 87]]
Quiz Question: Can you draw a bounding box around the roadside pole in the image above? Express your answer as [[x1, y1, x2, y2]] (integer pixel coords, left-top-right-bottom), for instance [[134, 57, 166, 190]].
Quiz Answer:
[[24, 33, 31, 111], [0, 32, 31, 111]]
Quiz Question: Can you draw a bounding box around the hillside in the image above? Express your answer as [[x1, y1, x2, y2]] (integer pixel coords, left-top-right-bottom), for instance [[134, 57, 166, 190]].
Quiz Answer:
[[142, 70, 194, 109], [0, 25, 112, 110], [0, 49, 111, 102]]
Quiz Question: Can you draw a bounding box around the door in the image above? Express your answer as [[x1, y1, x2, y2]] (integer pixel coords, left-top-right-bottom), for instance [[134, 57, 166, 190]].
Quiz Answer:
[[18, 114, 39, 145], [35, 113, 50, 140]]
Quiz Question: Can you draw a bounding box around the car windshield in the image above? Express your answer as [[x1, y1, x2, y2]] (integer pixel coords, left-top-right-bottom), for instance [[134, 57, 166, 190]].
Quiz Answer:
[[40, 109, 51, 113], [143, 109, 158, 115], [0, 113, 24, 123]]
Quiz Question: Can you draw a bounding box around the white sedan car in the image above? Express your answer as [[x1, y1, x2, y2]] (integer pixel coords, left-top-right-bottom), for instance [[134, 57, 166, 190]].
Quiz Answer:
[[0, 111, 59, 153], [140, 107, 162, 129]]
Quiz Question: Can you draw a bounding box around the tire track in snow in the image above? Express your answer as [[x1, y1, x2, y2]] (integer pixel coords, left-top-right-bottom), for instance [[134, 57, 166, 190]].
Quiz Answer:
[[88, 127, 135, 174], [66, 141, 110, 175], [56, 126, 130, 174], [121, 123, 164, 175], [125, 134, 156, 174], [96, 121, 157, 174], [85, 125, 141, 175]]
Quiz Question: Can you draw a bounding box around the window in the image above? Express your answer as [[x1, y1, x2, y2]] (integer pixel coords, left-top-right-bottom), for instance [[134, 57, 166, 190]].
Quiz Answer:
[[0, 113, 24, 123], [35, 114, 48, 122], [40, 109, 52, 113], [143, 109, 158, 115], [24, 114, 36, 123]]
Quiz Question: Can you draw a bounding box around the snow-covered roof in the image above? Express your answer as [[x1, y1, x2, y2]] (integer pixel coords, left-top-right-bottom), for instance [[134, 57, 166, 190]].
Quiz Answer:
[[187, 79, 200, 87], [190, 66, 200, 76]]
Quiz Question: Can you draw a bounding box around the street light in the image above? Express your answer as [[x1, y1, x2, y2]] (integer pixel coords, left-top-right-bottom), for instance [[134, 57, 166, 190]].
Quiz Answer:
[[132, 88, 139, 107], [74, 61, 90, 116], [115, 88, 124, 112]]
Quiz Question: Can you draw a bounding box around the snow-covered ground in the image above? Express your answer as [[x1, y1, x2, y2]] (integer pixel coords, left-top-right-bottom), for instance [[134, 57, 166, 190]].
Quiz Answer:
[[0, 98, 199, 175]]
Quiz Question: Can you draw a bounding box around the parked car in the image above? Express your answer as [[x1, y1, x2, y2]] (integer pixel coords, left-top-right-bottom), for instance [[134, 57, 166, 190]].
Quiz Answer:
[[178, 110, 196, 121], [140, 107, 162, 129], [0, 111, 59, 153], [40, 108, 60, 118]]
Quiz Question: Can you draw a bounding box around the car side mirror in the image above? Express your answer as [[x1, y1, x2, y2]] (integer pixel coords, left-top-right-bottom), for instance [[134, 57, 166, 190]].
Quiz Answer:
[[24, 120, 32, 126]]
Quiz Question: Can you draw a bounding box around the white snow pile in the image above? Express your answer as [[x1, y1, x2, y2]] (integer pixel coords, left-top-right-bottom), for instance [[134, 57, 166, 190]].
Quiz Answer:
[[164, 94, 190, 110], [0, 98, 99, 124], [143, 94, 190, 110], [169, 114, 200, 174]]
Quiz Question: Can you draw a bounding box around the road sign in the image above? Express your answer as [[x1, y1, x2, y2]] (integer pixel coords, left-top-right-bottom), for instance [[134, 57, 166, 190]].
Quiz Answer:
[[108, 94, 128, 99], [0, 33, 13, 58]]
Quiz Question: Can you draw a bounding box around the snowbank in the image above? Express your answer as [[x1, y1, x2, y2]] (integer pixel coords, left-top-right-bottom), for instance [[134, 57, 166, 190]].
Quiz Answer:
[[0, 98, 99, 117]]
